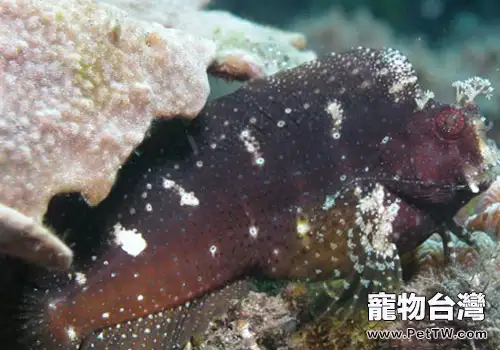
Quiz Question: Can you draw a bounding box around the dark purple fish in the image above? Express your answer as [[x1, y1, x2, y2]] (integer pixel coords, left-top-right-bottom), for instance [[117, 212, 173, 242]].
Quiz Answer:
[[14, 47, 500, 349]]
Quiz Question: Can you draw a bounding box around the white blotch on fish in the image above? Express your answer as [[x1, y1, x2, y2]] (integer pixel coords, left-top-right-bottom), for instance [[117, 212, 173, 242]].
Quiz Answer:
[[239, 128, 265, 167], [112, 223, 148, 257], [162, 178, 200, 207], [74, 272, 87, 286], [325, 99, 344, 139], [354, 183, 401, 273]]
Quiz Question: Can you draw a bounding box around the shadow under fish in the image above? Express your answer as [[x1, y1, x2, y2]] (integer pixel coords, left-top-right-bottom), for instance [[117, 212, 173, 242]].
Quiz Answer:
[[11, 47, 500, 349]]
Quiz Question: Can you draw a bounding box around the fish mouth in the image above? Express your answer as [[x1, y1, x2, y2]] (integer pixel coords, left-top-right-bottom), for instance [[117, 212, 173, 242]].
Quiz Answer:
[[464, 134, 500, 194]]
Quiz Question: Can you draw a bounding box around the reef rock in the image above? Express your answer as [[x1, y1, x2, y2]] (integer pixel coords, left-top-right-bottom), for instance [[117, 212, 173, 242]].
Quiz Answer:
[[455, 178, 500, 240]]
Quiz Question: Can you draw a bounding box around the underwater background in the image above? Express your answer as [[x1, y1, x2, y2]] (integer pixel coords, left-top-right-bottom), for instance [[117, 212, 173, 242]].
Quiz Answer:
[[1, 0, 500, 349]]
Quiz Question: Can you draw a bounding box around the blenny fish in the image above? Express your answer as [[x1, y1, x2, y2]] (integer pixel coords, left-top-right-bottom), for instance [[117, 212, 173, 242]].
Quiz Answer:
[[13, 47, 500, 349]]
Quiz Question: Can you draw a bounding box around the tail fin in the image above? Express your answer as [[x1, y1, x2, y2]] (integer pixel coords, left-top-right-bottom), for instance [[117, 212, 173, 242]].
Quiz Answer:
[[15, 271, 81, 350]]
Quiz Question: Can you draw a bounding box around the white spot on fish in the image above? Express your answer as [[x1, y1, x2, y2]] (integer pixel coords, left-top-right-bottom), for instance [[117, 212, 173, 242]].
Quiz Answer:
[[296, 221, 310, 236], [322, 195, 336, 210], [74, 272, 87, 286], [162, 178, 200, 207], [239, 128, 265, 167], [209, 245, 217, 257], [163, 178, 175, 189], [112, 223, 147, 257], [381, 136, 391, 144], [355, 183, 400, 259], [248, 226, 259, 238], [381, 48, 418, 99], [65, 326, 78, 342], [325, 99, 344, 138]]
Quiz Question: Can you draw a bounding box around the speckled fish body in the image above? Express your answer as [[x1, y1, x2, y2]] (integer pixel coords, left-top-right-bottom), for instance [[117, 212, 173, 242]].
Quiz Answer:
[[21, 47, 499, 349]]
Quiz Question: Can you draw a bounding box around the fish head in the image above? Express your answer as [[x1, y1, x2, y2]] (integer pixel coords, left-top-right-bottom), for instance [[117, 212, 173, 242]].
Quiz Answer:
[[380, 97, 500, 212]]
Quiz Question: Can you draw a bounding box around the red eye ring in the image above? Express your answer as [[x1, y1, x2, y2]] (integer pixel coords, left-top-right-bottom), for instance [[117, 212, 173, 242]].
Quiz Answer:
[[435, 107, 466, 140]]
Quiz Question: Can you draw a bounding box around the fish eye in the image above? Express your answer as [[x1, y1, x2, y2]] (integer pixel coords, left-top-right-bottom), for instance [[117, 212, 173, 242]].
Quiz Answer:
[[435, 107, 466, 140]]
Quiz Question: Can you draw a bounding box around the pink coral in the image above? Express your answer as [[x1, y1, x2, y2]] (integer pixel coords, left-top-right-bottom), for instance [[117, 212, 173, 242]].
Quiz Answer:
[[0, 0, 215, 268]]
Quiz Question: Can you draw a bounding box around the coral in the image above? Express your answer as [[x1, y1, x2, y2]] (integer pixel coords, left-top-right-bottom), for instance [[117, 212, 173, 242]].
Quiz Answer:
[[404, 231, 496, 275], [200, 290, 299, 350], [0, 0, 215, 268], [455, 179, 500, 239], [292, 310, 392, 350], [106, 0, 317, 79], [387, 243, 500, 349], [104, 0, 210, 14], [200, 284, 394, 350], [181, 10, 316, 79], [0, 203, 72, 270]]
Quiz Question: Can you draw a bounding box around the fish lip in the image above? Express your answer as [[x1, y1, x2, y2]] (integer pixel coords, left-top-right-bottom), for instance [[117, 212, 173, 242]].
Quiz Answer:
[[463, 126, 500, 194], [464, 150, 500, 193], [464, 163, 497, 195]]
